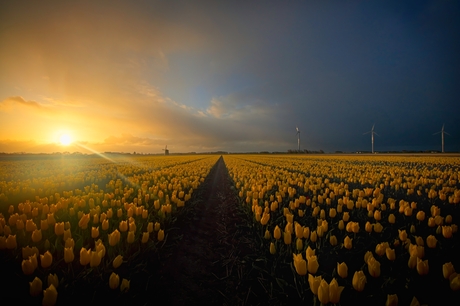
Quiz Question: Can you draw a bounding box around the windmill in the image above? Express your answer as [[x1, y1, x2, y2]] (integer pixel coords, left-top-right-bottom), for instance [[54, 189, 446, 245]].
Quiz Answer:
[[295, 127, 300, 152], [363, 124, 379, 153], [162, 145, 169, 155], [433, 124, 450, 153]]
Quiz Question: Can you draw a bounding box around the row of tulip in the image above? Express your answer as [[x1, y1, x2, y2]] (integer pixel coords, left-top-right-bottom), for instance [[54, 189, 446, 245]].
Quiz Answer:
[[0, 154, 220, 305], [224, 154, 460, 305]]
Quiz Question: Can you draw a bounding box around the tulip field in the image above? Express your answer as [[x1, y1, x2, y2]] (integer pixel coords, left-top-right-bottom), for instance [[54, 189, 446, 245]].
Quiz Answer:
[[0, 153, 459, 305]]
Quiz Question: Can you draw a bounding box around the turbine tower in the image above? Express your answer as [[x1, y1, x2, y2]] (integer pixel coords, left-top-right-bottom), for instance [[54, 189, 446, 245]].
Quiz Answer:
[[363, 124, 379, 154], [433, 124, 450, 153], [296, 127, 300, 152]]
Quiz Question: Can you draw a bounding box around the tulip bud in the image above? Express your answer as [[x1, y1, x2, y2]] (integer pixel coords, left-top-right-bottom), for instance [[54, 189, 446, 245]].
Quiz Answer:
[[329, 278, 344, 304], [408, 254, 417, 269], [55, 222, 64, 236], [6, 234, 17, 249], [284, 231, 292, 245], [158, 229, 165, 241], [317, 279, 330, 304], [308, 274, 322, 296], [416, 211, 425, 222], [398, 229, 407, 242], [30, 276, 43, 297], [365, 221, 373, 233], [22, 258, 35, 275], [64, 247, 74, 263], [65, 238, 75, 249], [445, 214, 453, 224], [388, 214, 395, 224], [343, 236, 352, 250], [442, 226, 453, 238], [451, 274, 460, 291], [310, 230, 317, 243], [127, 231, 135, 244], [303, 227, 310, 239], [293, 253, 307, 276], [410, 224, 416, 234], [373, 222, 383, 233], [386, 294, 398, 306], [90, 250, 103, 267], [386, 248, 396, 261], [47, 273, 59, 289], [273, 225, 281, 240], [120, 278, 130, 292], [329, 235, 337, 246], [427, 217, 436, 227], [443, 262, 455, 279], [352, 270, 366, 292], [113, 255, 123, 269], [80, 247, 91, 265], [269, 242, 276, 254], [40, 251, 53, 269], [42, 284, 58, 306], [416, 258, 429, 275], [426, 235, 437, 248], [141, 231, 149, 243], [307, 255, 319, 274], [368, 256, 381, 277], [337, 262, 348, 278], [91, 227, 99, 239], [108, 229, 120, 246], [31, 229, 42, 243], [109, 272, 120, 289]]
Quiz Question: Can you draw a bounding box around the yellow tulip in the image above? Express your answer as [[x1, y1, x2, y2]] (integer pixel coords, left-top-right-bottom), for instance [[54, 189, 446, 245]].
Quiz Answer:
[[352, 270, 366, 292], [269, 242, 276, 254], [102, 219, 109, 231], [337, 262, 348, 278], [386, 248, 396, 261], [338, 220, 345, 231], [147, 222, 154, 233], [6, 234, 17, 249], [388, 214, 395, 224], [398, 229, 407, 242], [329, 208, 337, 218], [78, 213, 90, 229], [443, 262, 455, 279], [26, 219, 37, 232], [113, 255, 123, 269], [127, 231, 135, 244], [158, 229, 165, 241], [108, 229, 120, 246], [342, 212, 350, 222], [109, 272, 120, 289], [408, 254, 417, 269], [303, 227, 310, 239], [343, 236, 352, 250], [426, 235, 437, 248], [31, 229, 42, 243], [416, 211, 425, 221], [54, 222, 64, 236], [329, 235, 337, 246], [64, 247, 74, 263], [365, 221, 373, 233], [368, 256, 381, 277], [310, 230, 317, 243], [308, 274, 322, 296], [120, 278, 130, 292], [373, 222, 383, 233], [119, 220, 128, 232], [47, 273, 59, 289], [154, 222, 161, 231], [318, 279, 330, 304], [91, 227, 99, 239], [329, 278, 344, 304], [307, 255, 319, 274], [90, 250, 103, 267], [451, 274, 460, 291], [65, 238, 75, 249], [30, 276, 43, 297], [141, 232, 149, 243], [40, 219, 49, 231], [293, 253, 307, 276], [42, 284, 58, 306], [416, 258, 429, 275], [22, 258, 35, 275], [80, 247, 91, 265], [40, 251, 53, 268], [284, 231, 292, 245], [386, 294, 398, 306], [442, 226, 453, 238]]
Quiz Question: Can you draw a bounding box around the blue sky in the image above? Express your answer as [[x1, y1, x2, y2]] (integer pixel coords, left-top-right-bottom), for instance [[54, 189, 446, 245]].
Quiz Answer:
[[1, 1, 459, 153]]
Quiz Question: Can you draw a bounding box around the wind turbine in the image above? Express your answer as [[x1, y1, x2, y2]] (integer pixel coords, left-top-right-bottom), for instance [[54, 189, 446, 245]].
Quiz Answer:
[[363, 124, 379, 153], [296, 127, 300, 152], [433, 124, 450, 153]]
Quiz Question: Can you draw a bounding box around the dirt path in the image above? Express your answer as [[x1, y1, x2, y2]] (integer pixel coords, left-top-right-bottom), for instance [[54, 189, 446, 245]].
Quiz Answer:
[[144, 156, 264, 306]]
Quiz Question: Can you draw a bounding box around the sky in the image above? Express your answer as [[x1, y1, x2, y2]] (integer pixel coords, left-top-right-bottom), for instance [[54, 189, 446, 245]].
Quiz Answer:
[[1, 0, 459, 154]]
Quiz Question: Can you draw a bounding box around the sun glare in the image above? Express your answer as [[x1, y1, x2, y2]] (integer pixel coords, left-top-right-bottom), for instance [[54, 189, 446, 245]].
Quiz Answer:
[[59, 134, 72, 146]]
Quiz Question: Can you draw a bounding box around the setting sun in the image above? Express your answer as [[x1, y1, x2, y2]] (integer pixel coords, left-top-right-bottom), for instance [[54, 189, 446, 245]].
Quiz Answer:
[[59, 134, 72, 146]]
